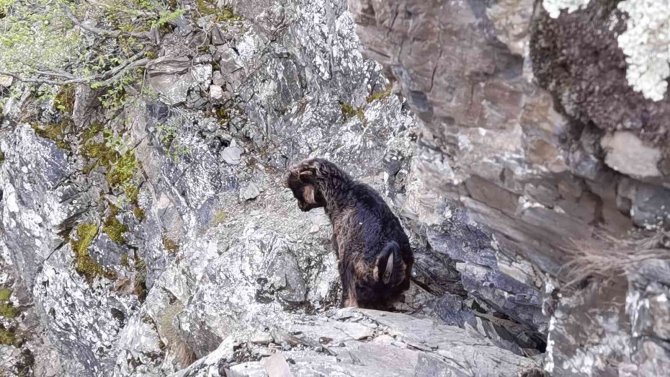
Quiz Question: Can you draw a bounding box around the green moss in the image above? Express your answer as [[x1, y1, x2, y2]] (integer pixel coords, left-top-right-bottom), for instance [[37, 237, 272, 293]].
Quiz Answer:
[[71, 223, 116, 281], [366, 84, 393, 103], [196, 0, 241, 21], [340, 102, 365, 123], [0, 288, 18, 319], [0, 302, 18, 319], [32, 121, 71, 151], [0, 326, 17, 346], [0, 288, 10, 301], [54, 85, 75, 114], [81, 122, 104, 143], [144, 50, 158, 59], [219, 6, 242, 21], [102, 207, 128, 244], [162, 236, 179, 254], [132, 205, 146, 220], [213, 105, 230, 124], [106, 151, 137, 188], [124, 184, 139, 205], [0, 148, 5, 164]]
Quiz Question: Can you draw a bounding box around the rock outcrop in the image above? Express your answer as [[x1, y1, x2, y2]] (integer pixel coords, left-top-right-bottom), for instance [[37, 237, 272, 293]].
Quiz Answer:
[[348, 0, 670, 375], [0, 0, 547, 375]]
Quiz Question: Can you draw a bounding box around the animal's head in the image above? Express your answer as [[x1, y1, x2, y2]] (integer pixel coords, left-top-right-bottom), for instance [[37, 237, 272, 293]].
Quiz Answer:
[[285, 158, 326, 212]]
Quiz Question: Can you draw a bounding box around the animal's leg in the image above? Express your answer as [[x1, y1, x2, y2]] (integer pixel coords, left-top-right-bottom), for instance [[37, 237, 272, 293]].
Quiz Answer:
[[339, 258, 358, 308]]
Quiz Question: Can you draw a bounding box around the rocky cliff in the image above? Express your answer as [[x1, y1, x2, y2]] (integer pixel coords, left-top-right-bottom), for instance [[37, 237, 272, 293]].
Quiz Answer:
[[0, 0, 667, 376], [348, 0, 670, 375]]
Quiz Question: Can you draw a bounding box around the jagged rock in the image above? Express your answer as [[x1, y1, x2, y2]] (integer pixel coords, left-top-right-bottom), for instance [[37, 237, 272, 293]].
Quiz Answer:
[[176, 309, 540, 377], [221, 145, 243, 165], [210, 85, 224, 100], [601, 132, 662, 179], [348, 0, 670, 374], [240, 182, 261, 200]]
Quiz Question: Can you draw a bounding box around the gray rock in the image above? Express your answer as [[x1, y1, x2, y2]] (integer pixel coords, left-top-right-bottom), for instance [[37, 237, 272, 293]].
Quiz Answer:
[[348, 0, 670, 374], [176, 309, 539, 377], [221, 145, 243, 165], [240, 182, 261, 201], [210, 85, 224, 100]]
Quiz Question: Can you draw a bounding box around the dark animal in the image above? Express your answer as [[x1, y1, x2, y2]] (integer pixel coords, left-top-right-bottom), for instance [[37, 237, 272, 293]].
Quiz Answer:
[[285, 158, 413, 309]]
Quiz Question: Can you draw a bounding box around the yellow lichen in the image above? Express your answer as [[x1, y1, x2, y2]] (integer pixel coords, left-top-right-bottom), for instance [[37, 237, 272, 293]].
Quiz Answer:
[[212, 210, 227, 226]]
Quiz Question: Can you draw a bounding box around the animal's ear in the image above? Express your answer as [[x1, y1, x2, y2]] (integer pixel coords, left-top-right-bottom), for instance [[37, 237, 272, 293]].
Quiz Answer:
[[302, 184, 317, 204], [299, 169, 314, 181], [381, 253, 394, 284], [376, 242, 398, 284]]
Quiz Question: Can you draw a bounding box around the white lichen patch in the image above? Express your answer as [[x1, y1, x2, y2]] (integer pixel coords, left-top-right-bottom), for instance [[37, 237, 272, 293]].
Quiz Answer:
[[617, 0, 670, 101], [542, 0, 591, 19]]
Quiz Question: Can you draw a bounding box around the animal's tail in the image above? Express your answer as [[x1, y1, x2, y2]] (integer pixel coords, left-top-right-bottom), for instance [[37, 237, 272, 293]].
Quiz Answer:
[[377, 241, 401, 284]]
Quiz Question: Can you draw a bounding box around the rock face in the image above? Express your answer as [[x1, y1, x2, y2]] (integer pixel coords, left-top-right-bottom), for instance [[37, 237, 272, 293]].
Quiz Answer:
[[177, 308, 539, 377], [348, 0, 670, 375], [0, 0, 547, 376]]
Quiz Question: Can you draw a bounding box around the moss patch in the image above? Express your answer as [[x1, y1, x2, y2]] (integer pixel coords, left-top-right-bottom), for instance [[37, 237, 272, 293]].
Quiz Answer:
[[0, 325, 17, 346], [132, 205, 146, 220], [366, 84, 393, 103], [102, 206, 128, 244], [32, 121, 71, 151], [162, 236, 179, 254], [71, 223, 116, 281], [0, 288, 11, 301], [54, 85, 75, 114], [340, 102, 365, 123], [106, 151, 138, 188], [196, 0, 242, 22], [0, 288, 18, 319]]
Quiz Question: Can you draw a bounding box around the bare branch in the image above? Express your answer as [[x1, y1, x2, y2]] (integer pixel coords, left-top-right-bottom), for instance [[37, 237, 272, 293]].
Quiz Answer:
[[62, 5, 151, 40], [0, 51, 151, 86]]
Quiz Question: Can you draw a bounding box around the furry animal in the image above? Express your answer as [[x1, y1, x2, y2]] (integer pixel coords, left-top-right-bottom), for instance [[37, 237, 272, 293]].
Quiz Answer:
[[285, 158, 413, 309]]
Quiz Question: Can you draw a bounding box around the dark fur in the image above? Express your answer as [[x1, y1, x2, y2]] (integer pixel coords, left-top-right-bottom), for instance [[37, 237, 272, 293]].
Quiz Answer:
[[285, 158, 414, 309]]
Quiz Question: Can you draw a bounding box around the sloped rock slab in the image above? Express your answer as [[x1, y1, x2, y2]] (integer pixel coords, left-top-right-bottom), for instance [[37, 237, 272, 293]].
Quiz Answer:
[[175, 308, 540, 377]]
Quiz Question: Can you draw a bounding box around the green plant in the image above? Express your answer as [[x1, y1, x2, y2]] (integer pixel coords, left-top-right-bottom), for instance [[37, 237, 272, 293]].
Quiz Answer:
[[70, 223, 116, 281], [0, 288, 18, 319], [366, 84, 393, 103], [340, 102, 365, 123], [103, 205, 128, 244]]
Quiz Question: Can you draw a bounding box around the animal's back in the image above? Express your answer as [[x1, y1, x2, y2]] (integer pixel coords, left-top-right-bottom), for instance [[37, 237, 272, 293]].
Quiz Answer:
[[350, 182, 413, 266]]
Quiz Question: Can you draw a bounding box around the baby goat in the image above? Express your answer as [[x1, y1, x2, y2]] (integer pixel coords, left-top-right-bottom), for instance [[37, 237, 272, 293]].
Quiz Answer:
[[285, 158, 413, 309]]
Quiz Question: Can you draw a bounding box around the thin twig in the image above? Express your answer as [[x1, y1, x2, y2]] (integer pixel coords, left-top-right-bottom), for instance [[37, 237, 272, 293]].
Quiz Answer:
[[62, 5, 150, 39]]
